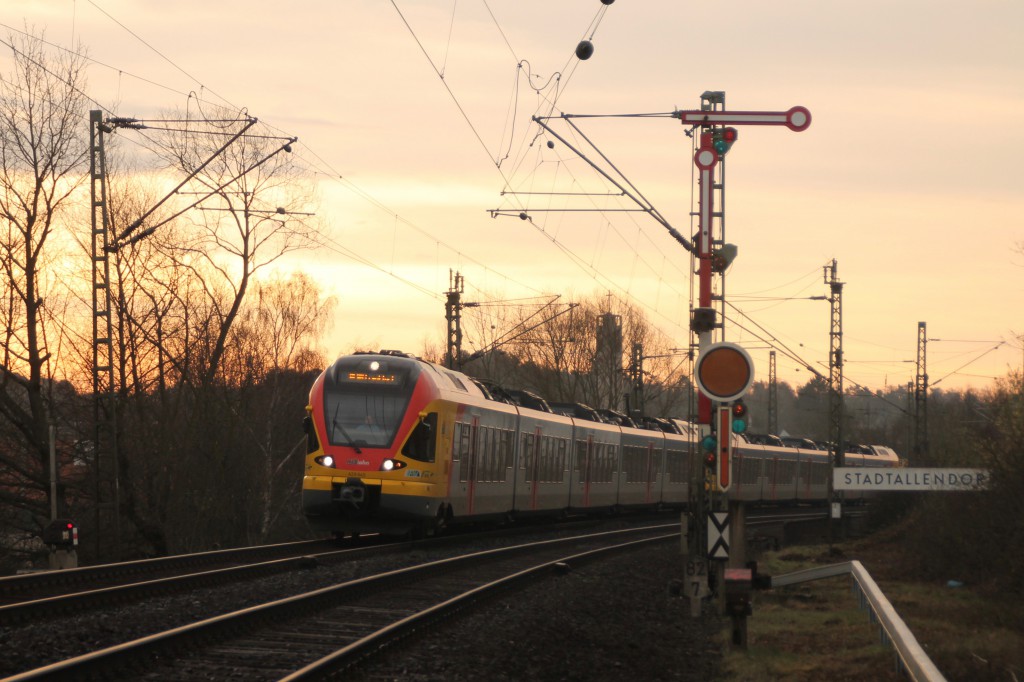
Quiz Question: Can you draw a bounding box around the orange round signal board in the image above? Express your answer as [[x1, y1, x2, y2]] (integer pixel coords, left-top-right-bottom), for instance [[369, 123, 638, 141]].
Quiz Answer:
[[695, 342, 754, 402]]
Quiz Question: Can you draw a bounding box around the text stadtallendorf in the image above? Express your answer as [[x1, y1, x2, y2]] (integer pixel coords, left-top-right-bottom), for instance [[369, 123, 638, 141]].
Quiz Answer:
[[832, 467, 989, 492]]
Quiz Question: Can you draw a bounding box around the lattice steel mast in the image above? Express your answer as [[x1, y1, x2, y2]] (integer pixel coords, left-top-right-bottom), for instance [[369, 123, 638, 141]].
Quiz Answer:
[[445, 271, 464, 369], [914, 321, 928, 460], [89, 110, 120, 561], [825, 259, 844, 539]]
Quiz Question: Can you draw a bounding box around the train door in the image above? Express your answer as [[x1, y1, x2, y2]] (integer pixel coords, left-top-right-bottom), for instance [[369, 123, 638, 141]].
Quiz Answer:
[[644, 442, 654, 504], [526, 426, 542, 510], [617, 436, 655, 508], [449, 417, 479, 517], [569, 435, 592, 510], [797, 452, 812, 500], [466, 409, 518, 518], [661, 436, 688, 507], [512, 419, 542, 514], [533, 431, 570, 511], [769, 451, 799, 502]]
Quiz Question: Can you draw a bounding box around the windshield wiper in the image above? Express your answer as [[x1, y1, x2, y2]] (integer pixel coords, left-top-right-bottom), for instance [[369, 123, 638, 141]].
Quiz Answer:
[[331, 403, 362, 454]]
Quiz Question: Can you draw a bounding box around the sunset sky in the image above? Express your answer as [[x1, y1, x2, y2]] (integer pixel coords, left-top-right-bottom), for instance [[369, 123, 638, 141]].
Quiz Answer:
[[5, 0, 1023, 393]]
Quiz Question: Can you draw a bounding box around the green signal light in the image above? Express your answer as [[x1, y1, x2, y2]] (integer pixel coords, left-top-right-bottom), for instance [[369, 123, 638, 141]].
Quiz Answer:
[[711, 127, 738, 156], [700, 434, 717, 452], [732, 418, 747, 434]]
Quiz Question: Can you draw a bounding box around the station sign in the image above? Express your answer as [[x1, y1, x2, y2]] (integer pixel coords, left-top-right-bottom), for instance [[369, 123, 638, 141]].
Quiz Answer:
[[833, 467, 989, 492]]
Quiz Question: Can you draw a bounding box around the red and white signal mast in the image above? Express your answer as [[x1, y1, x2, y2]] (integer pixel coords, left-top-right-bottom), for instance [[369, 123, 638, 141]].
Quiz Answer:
[[677, 93, 809, 583], [676, 93, 811, 465]]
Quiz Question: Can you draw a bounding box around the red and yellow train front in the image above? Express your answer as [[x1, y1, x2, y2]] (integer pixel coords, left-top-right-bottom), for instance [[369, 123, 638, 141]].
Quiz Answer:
[[302, 354, 448, 536]]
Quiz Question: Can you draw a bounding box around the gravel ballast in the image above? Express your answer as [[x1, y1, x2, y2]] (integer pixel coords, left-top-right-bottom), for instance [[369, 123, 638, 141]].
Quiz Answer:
[[1, 536, 723, 680], [347, 541, 723, 682]]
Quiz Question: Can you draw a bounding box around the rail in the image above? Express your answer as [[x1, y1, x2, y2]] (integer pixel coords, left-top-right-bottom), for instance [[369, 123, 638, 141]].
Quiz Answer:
[[771, 560, 946, 682]]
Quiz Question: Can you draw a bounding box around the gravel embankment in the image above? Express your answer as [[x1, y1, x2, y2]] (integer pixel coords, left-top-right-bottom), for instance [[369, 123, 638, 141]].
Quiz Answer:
[[347, 541, 723, 682]]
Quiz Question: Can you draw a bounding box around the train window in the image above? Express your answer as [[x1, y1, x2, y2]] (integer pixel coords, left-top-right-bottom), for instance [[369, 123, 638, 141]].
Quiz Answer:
[[536, 436, 565, 483], [666, 449, 686, 483], [479, 426, 502, 483], [574, 440, 589, 478], [455, 422, 472, 482], [323, 386, 412, 450], [539, 436, 550, 482], [401, 413, 437, 463], [478, 427, 492, 482], [742, 457, 760, 485], [498, 429, 513, 481], [556, 438, 567, 482]]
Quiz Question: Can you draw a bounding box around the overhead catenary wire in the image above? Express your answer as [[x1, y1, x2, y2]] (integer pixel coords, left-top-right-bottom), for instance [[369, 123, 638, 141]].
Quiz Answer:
[[386, 0, 695, 341], [931, 342, 1006, 388], [85, 0, 237, 110], [16, 1, 969, 393], [6, 9, 553, 307]]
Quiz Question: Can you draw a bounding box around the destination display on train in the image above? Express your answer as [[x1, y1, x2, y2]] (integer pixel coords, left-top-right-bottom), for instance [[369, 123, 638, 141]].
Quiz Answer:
[[345, 371, 400, 384]]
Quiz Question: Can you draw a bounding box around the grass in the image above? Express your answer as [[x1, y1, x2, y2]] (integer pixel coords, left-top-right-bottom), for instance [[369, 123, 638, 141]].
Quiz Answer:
[[717, 524, 1024, 681]]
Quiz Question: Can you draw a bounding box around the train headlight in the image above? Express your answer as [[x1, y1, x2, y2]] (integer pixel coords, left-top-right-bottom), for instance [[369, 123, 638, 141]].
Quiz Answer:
[[380, 458, 408, 472], [315, 455, 335, 468]]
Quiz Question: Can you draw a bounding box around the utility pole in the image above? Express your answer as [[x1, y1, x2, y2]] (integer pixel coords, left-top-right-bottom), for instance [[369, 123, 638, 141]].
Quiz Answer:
[[89, 110, 120, 562], [444, 271, 464, 369], [906, 381, 914, 458], [824, 259, 844, 540], [914, 322, 928, 461], [629, 342, 644, 419]]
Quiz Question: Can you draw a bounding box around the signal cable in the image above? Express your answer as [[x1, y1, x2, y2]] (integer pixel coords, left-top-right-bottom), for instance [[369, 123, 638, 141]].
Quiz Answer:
[[30, 4, 687, 351], [931, 342, 1006, 388], [86, 0, 237, 111], [9, 14, 548, 302]]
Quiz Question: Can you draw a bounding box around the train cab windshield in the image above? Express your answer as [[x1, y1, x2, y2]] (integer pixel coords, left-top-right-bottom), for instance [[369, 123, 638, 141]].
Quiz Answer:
[[322, 356, 420, 450]]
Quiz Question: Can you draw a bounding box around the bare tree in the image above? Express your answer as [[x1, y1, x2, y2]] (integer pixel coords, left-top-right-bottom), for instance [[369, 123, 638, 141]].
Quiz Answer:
[[0, 29, 89, 560], [154, 107, 318, 387], [221, 271, 334, 541], [84, 109, 327, 553], [462, 293, 690, 417]]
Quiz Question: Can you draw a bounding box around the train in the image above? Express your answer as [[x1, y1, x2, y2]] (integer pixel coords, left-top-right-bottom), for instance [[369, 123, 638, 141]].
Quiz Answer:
[[301, 350, 901, 538]]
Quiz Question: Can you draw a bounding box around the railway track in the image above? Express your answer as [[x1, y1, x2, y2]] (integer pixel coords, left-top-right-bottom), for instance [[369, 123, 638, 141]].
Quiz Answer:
[[0, 538, 339, 605], [0, 516, 631, 629], [0, 537, 373, 626], [4, 525, 677, 681], [0, 507, 858, 629]]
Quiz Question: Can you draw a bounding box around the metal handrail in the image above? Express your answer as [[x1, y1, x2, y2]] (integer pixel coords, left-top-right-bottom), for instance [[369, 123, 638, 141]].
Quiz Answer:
[[772, 560, 946, 682]]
